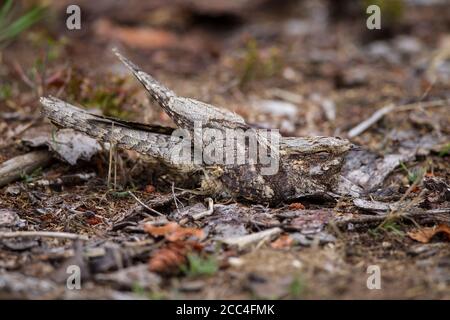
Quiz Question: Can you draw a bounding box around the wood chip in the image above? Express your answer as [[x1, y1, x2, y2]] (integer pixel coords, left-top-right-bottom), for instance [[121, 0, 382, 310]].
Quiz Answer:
[[221, 227, 282, 250]]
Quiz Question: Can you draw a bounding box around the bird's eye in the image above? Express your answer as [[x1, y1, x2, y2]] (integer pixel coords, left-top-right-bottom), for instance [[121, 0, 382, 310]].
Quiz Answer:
[[316, 152, 329, 160]]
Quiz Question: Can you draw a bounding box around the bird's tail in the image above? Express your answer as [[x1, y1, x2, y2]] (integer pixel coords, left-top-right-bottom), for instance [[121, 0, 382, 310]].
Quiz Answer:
[[113, 48, 175, 109], [40, 96, 174, 159]]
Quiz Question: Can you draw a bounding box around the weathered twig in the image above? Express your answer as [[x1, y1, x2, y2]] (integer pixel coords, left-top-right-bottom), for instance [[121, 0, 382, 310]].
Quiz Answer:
[[220, 227, 282, 250], [0, 150, 53, 187], [12, 60, 35, 89], [30, 172, 96, 187], [128, 191, 164, 216], [192, 198, 214, 220], [348, 104, 394, 138], [348, 99, 450, 138], [336, 208, 450, 230], [0, 231, 89, 241], [179, 198, 214, 225]]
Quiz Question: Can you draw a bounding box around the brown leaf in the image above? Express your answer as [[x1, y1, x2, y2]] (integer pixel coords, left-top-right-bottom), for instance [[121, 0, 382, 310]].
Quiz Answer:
[[270, 234, 293, 249], [148, 240, 203, 274], [86, 216, 102, 225], [407, 224, 450, 243], [94, 19, 178, 50], [144, 184, 156, 194], [289, 202, 305, 210], [144, 222, 204, 241]]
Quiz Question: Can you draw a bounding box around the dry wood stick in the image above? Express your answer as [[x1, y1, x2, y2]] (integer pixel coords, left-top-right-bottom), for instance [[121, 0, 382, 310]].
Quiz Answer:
[[0, 231, 89, 241], [0, 150, 52, 187]]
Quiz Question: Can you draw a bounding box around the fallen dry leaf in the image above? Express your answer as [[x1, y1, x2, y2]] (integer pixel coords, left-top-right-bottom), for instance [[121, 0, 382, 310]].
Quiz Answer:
[[148, 240, 203, 273], [144, 184, 156, 194], [86, 216, 102, 225], [144, 222, 204, 242], [270, 234, 293, 249], [289, 202, 305, 210], [407, 224, 450, 243]]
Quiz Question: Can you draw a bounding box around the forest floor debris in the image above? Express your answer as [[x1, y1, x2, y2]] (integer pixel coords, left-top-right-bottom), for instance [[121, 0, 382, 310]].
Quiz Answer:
[[0, 0, 449, 299]]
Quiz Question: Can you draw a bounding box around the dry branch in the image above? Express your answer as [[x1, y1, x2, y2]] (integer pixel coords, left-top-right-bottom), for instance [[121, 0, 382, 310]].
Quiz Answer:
[[0, 231, 89, 241], [336, 208, 450, 230], [0, 150, 52, 187], [348, 104, 395, 138]]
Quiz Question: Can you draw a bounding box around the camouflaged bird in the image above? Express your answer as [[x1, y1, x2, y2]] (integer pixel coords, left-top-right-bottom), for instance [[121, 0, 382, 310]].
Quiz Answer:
[[40, 49, 352, 204]]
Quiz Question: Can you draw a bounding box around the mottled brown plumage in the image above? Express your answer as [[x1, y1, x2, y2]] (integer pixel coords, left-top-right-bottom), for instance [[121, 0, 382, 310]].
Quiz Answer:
[[40, 50, 352, 204]]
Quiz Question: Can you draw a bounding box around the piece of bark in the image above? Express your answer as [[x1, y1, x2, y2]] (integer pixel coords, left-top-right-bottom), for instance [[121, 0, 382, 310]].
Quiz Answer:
[[220, 227, 282, 250], [341, 150, 414, 192], [22, 127, 101, 165], [0, 150, 52, 187]]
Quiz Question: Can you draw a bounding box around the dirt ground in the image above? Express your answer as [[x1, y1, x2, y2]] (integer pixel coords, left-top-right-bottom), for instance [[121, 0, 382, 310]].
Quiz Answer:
[[0, 0, 449, 299]]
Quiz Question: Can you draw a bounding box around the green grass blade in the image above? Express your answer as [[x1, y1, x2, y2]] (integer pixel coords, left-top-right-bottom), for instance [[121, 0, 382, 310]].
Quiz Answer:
[[0, 0, 13, 25], [0, 5, 46, 42]]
